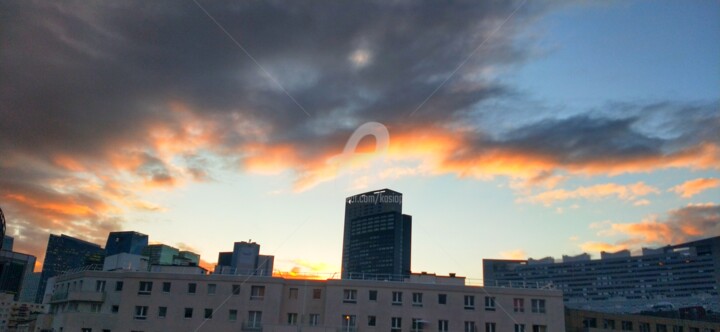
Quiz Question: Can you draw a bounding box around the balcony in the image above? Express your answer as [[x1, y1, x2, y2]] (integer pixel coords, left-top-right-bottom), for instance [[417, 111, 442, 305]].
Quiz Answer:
[[337, 328, 357, 332], [49, 291, 105, 303], [242, 322, 263, 331]]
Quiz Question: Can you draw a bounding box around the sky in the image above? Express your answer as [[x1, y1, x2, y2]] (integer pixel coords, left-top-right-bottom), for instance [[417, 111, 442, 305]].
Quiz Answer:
[[1, 0, 718, 279]]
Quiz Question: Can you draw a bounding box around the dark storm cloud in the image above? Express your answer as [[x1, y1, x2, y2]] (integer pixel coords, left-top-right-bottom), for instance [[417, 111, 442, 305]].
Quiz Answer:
[[0, 0, 540, 160], [0, 0, 547, 258]]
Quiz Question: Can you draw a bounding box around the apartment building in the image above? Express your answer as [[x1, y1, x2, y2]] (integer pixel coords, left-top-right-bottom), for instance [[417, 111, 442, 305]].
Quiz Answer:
[[484, 236, 720, 312], [38, 271, 563, 331]]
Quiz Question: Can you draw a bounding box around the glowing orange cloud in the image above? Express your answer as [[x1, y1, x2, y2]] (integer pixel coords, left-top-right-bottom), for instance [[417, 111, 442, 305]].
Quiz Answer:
[[522, 182, 660, 206], [581, 203, 720, 255], [579, 241, 628, 253], [499, 249, 527, 259], [669, 177, 720, 198], [244, 126, 720, 192]]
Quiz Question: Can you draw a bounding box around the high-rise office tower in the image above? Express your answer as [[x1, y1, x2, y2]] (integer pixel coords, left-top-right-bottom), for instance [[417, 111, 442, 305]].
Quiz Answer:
[[105, 231, 148, 256], [342, 188, 412, 279], [0, 238, 37, 301], [37, 234, 104, 303], [214, 241, 274, 276]]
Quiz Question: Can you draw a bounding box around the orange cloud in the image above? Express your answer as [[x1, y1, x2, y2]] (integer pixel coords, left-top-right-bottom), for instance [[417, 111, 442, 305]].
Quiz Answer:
[[582, 203, 720, 255], [579, 241, 628, 253], [245, 126, 720, 193], [669, 177, 720, 198], [522, 182, 659, 206], [499, 249, 527, 259]]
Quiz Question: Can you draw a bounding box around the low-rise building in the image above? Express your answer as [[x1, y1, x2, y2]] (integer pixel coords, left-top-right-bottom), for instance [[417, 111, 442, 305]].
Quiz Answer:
[[0, 293, 47, 331], [38, 271, 563, 331], [565, 307, 720, 332]]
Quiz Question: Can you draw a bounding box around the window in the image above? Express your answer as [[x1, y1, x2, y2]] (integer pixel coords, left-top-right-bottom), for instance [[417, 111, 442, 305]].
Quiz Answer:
[[232, 284, 241, 295], [312, 288, 321, 299], [656, 325, 668, 332], [603, 319, 616, 329], [251, 286, 265, 300], [583, 318, 597, 328], [207, 284, 216, 295], [158, 306, 167, 318], [229, 309, 237, 321], [162, 282, 171, 292], [465, 321, 477, 332], [515, 324, 526, 332], [369, 289, 378, 301], [111, 305, 119, 313], [412, 292, 423, 306], [310, 314, 320, 326], [391, 317, 402, 332], [204, 308, 213, 319], [622, 321, 634, 330], [438, 293, 447, 304], [672, 326, 683, 332], [188, 283, 197, 294], [532, 325, 547, 332], [90, 303, 101, 313], [367, 315, 376, 326], [138, 281, 152, 295], [639, 323, 651, 332], [342, 314, 356, 329], [248, 311, 262, 328], [439, 320, 449, 332], [464, 295, 475, 309], [513, 298, 524, 312], [484, 296, 495, 311], [184, 308, 193, 319], [343, 289, 357, 303], [392, 291, 403, 305], [485, 322, 496, 332], [531, 299, 546, 313], [134, 306, 148, 320], [413, 318, 425, 332], [287, 313, 298, 325], [115, 281, 123, 291], [289, 288, 298, 299]]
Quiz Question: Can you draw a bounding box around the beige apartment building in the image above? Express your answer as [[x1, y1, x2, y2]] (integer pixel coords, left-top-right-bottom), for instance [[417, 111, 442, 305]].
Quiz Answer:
[[37, 270, 563, 332]]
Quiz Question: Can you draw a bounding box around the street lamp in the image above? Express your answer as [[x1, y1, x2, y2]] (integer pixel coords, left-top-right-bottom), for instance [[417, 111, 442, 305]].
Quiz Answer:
[[345, 315, 350, 332]]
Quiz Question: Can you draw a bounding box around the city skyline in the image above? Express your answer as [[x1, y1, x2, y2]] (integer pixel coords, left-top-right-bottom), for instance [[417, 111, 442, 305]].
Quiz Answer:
[[1, 1, 719, 280]]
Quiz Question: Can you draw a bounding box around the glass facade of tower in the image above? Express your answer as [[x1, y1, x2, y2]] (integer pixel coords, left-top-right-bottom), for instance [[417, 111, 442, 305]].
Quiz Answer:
[[37, 234, 104, 303], [342, 189, 412, 279], [105, 231, 148, 256]]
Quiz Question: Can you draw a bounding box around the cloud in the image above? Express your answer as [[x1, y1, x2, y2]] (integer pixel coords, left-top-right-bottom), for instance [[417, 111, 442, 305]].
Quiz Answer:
[[521, 181, 660, 206], [499, 249, 527, 260], [669, 178, 720, 198], [581, 203, 720, 253]]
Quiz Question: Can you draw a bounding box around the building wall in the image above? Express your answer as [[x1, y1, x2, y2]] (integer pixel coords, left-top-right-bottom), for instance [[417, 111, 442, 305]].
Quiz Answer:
[[38, 270, 564, 331]]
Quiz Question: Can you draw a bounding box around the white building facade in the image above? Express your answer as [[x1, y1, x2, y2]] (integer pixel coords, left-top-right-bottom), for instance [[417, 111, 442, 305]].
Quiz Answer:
[[38, 271, 563, 332]]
